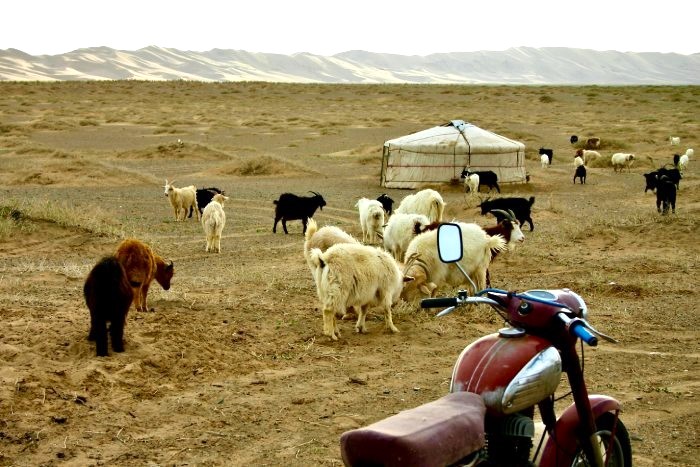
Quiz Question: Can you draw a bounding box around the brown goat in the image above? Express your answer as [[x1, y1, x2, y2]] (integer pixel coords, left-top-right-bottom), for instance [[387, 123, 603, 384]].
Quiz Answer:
[[115, 238, 174, 312], [84, 256, 134, 356]]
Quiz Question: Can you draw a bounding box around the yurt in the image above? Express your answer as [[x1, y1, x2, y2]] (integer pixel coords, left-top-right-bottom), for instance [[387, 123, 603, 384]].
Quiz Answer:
[[380, 120, 527, 189]]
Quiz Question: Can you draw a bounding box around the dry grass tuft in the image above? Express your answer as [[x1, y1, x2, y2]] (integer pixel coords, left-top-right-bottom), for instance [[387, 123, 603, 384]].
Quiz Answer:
[[0, 199, 123, 239]]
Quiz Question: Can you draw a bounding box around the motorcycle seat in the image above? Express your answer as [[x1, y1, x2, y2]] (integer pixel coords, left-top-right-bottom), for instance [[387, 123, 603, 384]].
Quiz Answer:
[[340, 391, 486, 467]]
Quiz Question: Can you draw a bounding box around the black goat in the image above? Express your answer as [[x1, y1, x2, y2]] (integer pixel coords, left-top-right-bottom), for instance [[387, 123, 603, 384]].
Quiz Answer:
[[273, 191, 326, 234], [376, 193, 395, 215], [460, 168, 500, 193], [478, 196, 536, 231], [656, 175, 677, 215], [574, 165, 587, 184], [539, 147, 554, 164], [84, 256, 134, 357], [570, 135, 579, 144], [644, 167, 681, 193], [189, 187, 224, 218]]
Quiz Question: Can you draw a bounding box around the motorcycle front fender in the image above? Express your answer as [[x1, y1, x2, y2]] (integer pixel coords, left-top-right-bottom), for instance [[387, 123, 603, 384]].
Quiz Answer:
[[539, 395, 622, 467]]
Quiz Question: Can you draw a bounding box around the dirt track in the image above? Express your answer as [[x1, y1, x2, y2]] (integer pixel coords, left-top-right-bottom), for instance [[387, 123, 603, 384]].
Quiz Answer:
[[0, 82, 698, 466]]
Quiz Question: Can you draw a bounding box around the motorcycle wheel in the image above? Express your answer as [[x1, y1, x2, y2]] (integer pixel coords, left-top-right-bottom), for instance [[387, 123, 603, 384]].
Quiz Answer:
[[571, 413, 632, 467]]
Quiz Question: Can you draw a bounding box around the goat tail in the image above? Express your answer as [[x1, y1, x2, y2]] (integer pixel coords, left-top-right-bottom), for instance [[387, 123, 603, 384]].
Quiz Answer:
[[308, 248, 326, 271], [487, 234, 507, 256], [305, 218, 318, 243], [528, 196, 536, 206]]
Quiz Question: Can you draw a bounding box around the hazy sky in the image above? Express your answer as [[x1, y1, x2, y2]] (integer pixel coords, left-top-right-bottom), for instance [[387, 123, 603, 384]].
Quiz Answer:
[[4, 1, 697, 56]]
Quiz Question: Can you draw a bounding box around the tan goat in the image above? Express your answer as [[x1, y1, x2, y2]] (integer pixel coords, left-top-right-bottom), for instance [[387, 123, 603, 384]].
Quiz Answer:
[[115, 238, 174, 312]]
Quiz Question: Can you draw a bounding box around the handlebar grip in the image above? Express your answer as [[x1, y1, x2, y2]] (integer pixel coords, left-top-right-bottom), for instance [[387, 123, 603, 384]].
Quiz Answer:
[[571, 322, 598, 346], [421, 297, 458, 308]]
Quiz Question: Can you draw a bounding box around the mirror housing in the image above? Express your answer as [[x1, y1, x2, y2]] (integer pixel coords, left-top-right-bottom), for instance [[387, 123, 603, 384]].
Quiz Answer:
[[437, 223, 463, 263]]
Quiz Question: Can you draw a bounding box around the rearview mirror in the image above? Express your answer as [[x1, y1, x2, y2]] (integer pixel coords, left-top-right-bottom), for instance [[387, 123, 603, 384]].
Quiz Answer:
[[437, 223, 463, 263]]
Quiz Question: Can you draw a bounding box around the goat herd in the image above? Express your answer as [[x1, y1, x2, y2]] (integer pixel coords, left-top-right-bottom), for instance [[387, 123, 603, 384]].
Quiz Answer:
[[538, 135, 693, 215], [83, 182, 536, 355], [84, 136, 691, 355]]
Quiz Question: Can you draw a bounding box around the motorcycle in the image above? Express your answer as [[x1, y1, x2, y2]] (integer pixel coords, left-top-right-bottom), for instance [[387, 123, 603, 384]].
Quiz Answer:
[[340, 222, 632, 466]]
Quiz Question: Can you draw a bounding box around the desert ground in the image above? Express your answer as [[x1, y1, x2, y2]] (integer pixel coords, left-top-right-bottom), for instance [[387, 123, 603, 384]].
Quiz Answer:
[[0, 82, 698, 466]]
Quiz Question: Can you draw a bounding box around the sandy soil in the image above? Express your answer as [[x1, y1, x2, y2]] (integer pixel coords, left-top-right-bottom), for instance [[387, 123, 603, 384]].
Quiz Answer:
[[0, 82, 698, 466]]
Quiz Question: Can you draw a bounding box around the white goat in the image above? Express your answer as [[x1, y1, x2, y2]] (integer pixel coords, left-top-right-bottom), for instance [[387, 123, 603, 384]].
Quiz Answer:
[[576, 149, 601, 165], [464, 173, 480, 193], [401, 223, 506, 302], [303, 218, 360, 319], [678, 148, 693, 173], [201, 193, 228, 253], [611, 153, 635, 173], [355, 198, 385, 244], [395, 188, 445, 223], [574, 156, 584, 168], [540, 154, 550, 168], [670, 136, 680, 146], [382, 212, 431, 262], [304, 218, 359, 272], [164, 179, 198, 221], [308, 243, 405, 341]]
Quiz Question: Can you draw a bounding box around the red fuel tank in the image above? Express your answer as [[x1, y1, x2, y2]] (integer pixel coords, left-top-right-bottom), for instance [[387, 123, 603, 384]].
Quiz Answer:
[[450, 332, 561, 415]]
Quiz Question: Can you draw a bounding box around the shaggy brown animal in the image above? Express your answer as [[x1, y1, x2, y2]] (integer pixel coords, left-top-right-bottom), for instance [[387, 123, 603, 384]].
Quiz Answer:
[[84, 256, 134, 356], [115, 238, 174, 312]]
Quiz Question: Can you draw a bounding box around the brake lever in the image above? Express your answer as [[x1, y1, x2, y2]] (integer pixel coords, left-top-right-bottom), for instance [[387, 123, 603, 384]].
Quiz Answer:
[[436, 306, 456, 317], [581, 321, 618, 344]]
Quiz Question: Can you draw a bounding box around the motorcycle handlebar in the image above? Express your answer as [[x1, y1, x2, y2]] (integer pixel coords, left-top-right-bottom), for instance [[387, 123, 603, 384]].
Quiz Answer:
[[571, 321, 598, 346], [421, 297, 458, 308]]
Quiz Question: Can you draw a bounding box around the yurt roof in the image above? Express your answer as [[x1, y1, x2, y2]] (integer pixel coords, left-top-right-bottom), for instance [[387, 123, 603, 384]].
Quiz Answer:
[[384, 120, 525, 155]]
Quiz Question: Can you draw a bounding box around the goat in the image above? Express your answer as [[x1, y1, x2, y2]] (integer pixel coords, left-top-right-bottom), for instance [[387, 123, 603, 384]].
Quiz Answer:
[[460, 168, 500, 193], [611, 153, 635, 173], [540, 153, 550, 168], [586, 137, 601, 149], [84, 256, 134, 357], [570, 135, 579, 144], [164, 179, 198, 221], [573, 155, 584, 168], [272, 191, 326, 234], [202, 193, 229, 253], [308, 243, 406, 340], [644, 167, 681, 192], [395, 188, 445, 223], [303, 218, 360, 320], [401, 223, 506, 302], [656, 175, 677, 215], [115, 238, 174, 312], [304, 218, 359, 261], [669, 136, 680, 146], [463, 173, 480, 194], [484, 210, 525, 252], [482, 209, 525, 287], [574, 165, 587, 184], [676, 152, 690, 173], [538, 147, 554, 165], [188, 187, 224, 218], [478, 196, 536, 231], [355, 198, 385, 244], [376, 194, 395, 216], [382, 212, 431, 262], [576, 149, 601, 165]]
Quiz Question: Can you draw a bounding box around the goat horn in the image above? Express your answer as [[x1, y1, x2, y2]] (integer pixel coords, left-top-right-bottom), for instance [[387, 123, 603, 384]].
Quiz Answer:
[[403, 252, 420, 275], [490, 209, 515, 222]]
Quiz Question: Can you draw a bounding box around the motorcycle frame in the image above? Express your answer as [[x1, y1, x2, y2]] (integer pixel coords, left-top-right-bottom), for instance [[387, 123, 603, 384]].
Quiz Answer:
[[538, 339, 622, 467]]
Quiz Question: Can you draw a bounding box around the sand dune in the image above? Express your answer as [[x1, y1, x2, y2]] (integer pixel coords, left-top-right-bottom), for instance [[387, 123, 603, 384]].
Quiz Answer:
[[1, 46, 698, 84]]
